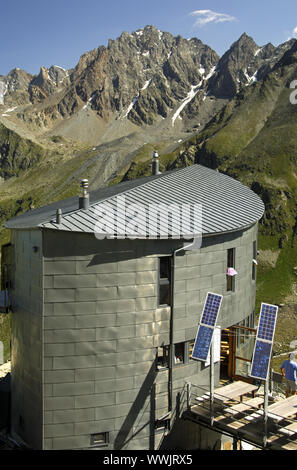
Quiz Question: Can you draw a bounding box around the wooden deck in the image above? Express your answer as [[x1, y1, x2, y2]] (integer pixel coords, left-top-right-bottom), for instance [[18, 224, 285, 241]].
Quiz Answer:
[[187, 380, 297, 450]]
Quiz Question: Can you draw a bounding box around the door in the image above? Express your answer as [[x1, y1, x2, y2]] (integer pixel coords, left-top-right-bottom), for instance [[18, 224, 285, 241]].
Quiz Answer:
[[231, 325, 256, 382]]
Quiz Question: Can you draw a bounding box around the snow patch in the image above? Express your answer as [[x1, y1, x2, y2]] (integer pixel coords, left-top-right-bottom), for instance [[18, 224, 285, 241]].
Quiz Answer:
[[254, 48, 262, 57], [199, 65, 206, 76], [172, 82, 203, 127], [59, 73, 69, 84], [5, 106, 17, 112], [244, 68, 258, 85], [0, 81, 7, 105], [142, 51, 150, 57], [82, 93, 96, 110], [121, 80, 151, 118], [123, 95, 139, 118], [53, 65, 67, 71], [141, 79, 151, 90], [205, 65, 217, 81]]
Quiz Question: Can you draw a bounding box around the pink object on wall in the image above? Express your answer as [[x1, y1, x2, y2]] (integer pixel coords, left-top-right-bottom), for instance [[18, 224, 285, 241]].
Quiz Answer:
[[227, 267, 238, 276]]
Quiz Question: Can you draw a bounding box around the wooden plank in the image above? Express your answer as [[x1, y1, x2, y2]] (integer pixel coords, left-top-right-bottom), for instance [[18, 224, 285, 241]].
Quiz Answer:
[[279, 422, 297, 436], [224, 397, 264, 417], [214, 380, 258, 402], [281, 440, 297, 451], [267, 395, 297, 419], [244, 397, 264, 407]]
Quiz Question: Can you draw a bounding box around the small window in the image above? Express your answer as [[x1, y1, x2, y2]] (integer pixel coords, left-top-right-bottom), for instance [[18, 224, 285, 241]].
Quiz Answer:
[[227, 248, 235, 292], [156, 345, 170, 369], [252, 241, 257, 280], [1, 243, 12, 290], [174, 342, 185, 365], [158, 257, 172, 306], [155, 419, 170, 434], [90, 432, 109, 447]]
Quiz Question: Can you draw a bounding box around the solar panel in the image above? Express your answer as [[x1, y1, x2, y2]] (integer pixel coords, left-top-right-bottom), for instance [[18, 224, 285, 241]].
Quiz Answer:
[[250, 340, 272, 380], [191, 292, 223, 362], [200, 293, 223, 327], [257, 303, 278, 342], [250, 302, 278, 381], [192, 325, 214, 361]]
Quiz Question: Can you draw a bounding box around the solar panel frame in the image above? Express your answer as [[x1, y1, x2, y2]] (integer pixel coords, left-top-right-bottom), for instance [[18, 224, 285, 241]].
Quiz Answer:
[[250, 302, 278, 381], [191, 292, 223, 362]]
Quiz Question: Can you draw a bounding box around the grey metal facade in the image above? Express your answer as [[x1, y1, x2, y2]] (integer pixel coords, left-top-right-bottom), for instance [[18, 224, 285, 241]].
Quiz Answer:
[[9, 222, 259, 450]]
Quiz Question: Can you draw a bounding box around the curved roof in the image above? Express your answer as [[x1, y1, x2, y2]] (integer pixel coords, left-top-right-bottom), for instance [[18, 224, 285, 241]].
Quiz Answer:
[[5, 164, 265, 237]]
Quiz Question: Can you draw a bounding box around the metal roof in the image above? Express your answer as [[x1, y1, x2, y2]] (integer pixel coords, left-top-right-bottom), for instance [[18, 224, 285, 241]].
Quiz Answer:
[[5, 164, 265, 237]]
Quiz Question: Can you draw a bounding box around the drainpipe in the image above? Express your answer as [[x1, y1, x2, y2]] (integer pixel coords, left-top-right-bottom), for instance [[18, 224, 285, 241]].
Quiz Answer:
[[168, 238, 196, 414]]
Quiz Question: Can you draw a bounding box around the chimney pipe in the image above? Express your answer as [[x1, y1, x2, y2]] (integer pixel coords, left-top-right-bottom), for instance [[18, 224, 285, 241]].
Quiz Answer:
[[79, 179, 89, 210], [152, 150, 161, 175], [56, 208, 62, 224]]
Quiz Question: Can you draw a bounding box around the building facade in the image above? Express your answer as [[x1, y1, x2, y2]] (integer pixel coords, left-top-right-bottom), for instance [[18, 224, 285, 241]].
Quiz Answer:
[[4, 164, 264, 450]]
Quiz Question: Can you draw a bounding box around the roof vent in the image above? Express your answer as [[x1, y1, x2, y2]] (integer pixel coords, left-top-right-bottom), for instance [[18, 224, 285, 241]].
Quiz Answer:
[[79, 179, 89, 210], [56, 208, 62, 224], [152, 150, 161, 175]]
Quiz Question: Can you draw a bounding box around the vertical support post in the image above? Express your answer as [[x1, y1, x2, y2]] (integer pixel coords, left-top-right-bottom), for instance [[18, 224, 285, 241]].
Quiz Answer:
[[233, 437, 238, 450], [263, 378, 268, 447], [150, 383, 156, 450], [187, 382, 191, 411], [210, 337, 214, 426]]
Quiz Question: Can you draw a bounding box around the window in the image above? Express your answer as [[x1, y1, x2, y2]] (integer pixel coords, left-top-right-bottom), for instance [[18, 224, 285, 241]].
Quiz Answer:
[[155, 419, 170, 434], [156, 345, 170, 369], [174, 342, 185, 365], [226, 248, 235, 292], [157, 341, 196, 369], [252, 241, 257, 280], [158, 257, 172, 306], [90, 432, 109, 447], [1, 243, 12, 290]]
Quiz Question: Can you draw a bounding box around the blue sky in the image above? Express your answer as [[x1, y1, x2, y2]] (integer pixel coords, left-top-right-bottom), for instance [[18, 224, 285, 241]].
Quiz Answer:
[[1, 0, 297, 76]]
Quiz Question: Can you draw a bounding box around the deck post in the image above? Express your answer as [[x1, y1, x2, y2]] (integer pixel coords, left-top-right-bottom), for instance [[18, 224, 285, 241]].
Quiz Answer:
[[210, 338, 214, 426], [263, 378, 268, 447]]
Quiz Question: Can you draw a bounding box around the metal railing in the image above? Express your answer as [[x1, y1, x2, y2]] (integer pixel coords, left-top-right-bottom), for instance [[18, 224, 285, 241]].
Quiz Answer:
[[186, 381, 297, 449]]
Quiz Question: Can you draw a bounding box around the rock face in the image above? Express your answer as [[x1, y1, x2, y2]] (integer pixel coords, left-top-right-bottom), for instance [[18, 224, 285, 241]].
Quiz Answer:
[[1, 25, 296, 139], [207, 33, 296, 99], [56, 26, 220, 125], [0, 25, 297, 193]]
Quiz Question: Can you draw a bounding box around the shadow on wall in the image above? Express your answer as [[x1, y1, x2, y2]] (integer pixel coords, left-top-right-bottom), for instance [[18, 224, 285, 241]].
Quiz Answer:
[[114, 360, 158, 450], [43, 230, 243, 266]]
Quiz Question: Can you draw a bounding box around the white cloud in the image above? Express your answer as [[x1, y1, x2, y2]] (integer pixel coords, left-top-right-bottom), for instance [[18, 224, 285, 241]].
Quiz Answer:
[[293, 26, 297, 37], [190, 9, 237, 27]]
